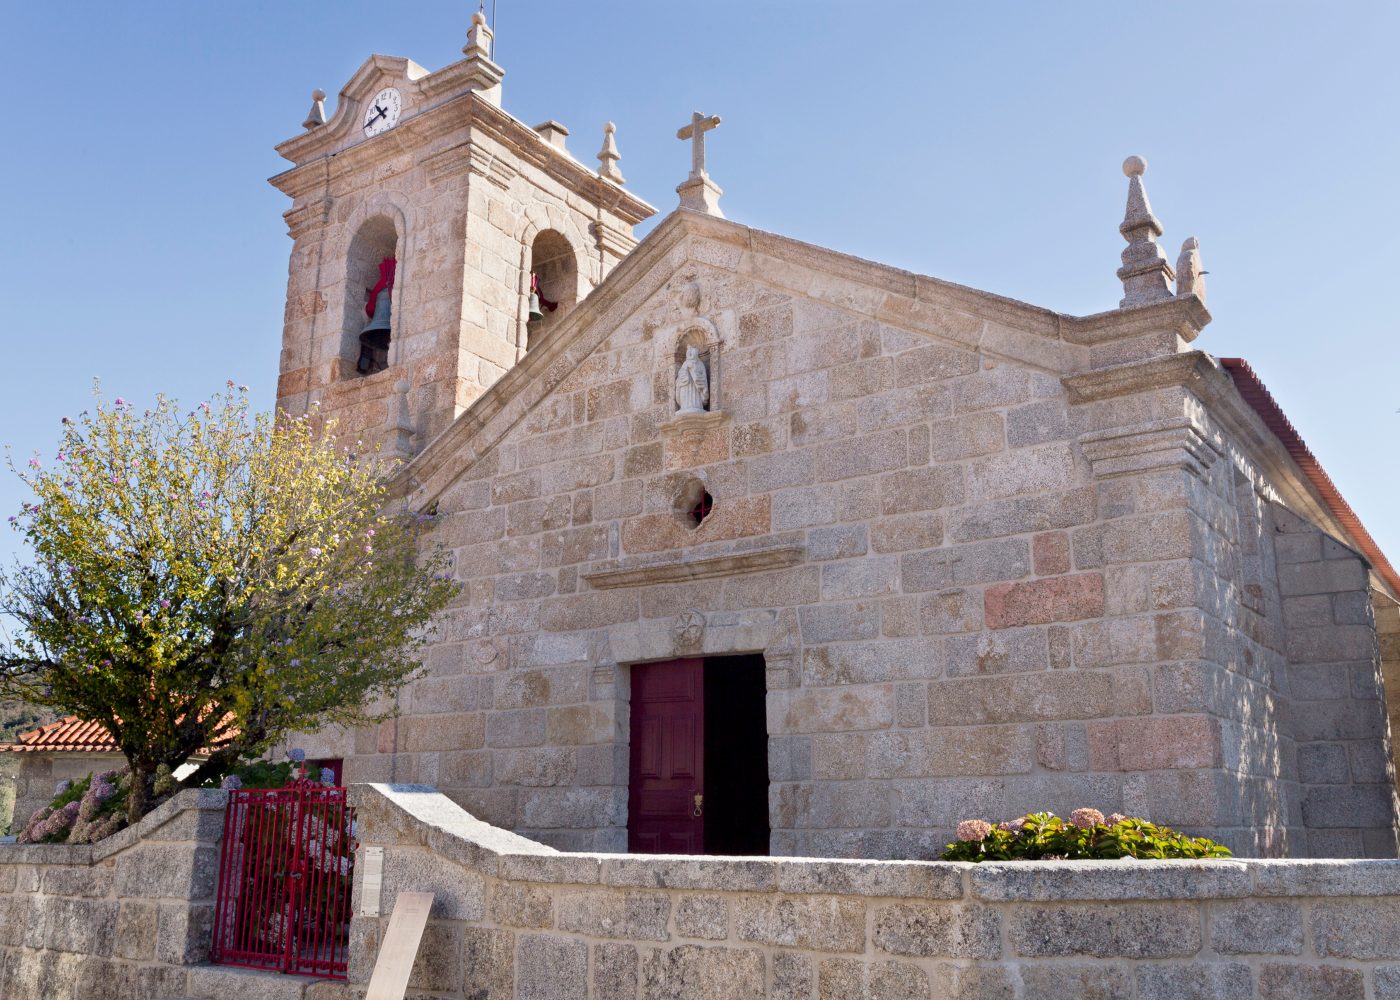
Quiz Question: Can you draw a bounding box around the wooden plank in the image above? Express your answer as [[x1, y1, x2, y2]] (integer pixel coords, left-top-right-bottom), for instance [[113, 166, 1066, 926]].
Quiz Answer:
[[364, 891, 435, 1000]]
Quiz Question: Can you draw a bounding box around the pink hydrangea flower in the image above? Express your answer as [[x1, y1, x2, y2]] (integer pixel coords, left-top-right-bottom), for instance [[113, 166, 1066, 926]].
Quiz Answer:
[[1107, 812, 1128, 825], [1070, 807, 1106, 830], [998, 816, 1028, 834], [956, 819, 993, 842]]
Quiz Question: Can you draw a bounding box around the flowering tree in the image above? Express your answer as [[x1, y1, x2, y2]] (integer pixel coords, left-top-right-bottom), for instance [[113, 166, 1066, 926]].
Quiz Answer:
[[0, 383, 458, 823]]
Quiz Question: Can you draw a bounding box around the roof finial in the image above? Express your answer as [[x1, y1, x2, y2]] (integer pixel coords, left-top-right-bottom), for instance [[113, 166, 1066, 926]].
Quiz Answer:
[[675, 111, 724, 217], [1116, 155, 1175, 308], [1175, 236, 1207, 307], [465, 9, 493, 59], [461, 9, 504, 106], [302, 89, 328, 130], [597, 122, 625, 184]]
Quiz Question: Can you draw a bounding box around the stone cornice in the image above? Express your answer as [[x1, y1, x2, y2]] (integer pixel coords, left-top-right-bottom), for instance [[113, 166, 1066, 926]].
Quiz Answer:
[[592, 220, 639, 260], [1065, 351, 1382, 581], [1080, 418, 1222, 480], [1062, 351, 1218, 404], [1059, 294, 1210, 346], [421, 139, 519, 189], [271, 87, 655, 225], [581, 545, 804, 590], [692, 216, 1207, 372], [417, 55, 502, 102], [282, 190, 333, 240], [462, 96, 655, 225]]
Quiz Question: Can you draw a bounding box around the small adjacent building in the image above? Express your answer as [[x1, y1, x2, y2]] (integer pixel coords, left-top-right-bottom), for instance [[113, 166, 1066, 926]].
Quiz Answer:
[[270, 14, 1400, 858], [0, 717, 126, 830]]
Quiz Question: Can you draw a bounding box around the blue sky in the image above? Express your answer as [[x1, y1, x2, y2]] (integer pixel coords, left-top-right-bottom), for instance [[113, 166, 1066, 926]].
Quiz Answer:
[[3, 1, 1398, 563]]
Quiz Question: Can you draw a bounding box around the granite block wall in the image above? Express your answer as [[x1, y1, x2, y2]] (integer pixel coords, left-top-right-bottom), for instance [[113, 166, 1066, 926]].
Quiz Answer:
[[0, 789, 226, 1000], [1273, 505, 1400, 857], [343, 783, 1400, 1000]]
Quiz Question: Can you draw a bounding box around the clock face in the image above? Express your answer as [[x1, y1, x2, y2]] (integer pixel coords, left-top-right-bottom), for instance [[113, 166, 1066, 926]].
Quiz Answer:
[[362, 87, 402, 138]]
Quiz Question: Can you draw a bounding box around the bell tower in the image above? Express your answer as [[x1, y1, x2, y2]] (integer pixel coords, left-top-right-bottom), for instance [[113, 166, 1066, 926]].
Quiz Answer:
[[270, 13, 656, 455]]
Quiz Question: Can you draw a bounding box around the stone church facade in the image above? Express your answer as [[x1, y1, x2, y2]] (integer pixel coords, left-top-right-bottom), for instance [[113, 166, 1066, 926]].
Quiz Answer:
[[271, 14, 1400, 859]]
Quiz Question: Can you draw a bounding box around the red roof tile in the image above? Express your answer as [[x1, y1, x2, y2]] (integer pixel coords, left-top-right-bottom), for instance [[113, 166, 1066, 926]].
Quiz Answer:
[[1221, 357, 1400, 598], [0, 716, 119, 753]]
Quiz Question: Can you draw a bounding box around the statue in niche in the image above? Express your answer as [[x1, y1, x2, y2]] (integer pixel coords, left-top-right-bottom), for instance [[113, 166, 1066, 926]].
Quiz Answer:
[[675, 345, 710, 414]]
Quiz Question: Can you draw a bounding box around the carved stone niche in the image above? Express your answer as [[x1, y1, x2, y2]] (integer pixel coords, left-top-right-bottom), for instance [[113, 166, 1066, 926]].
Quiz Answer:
[[669, 318, 722, 422]]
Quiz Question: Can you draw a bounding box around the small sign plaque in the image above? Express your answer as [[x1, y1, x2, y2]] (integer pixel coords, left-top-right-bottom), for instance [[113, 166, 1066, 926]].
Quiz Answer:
[[360, 846, 385, 916]]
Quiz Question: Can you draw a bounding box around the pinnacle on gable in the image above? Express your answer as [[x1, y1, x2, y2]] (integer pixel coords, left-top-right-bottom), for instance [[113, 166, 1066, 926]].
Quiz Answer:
[[464, 10, 493, 60], [1176, 236, 1207, 307], [1116, 155, 1175, 308], [302, 89, 328, 130], [597, 122, 625, 184], [461, 10, 504, 107]]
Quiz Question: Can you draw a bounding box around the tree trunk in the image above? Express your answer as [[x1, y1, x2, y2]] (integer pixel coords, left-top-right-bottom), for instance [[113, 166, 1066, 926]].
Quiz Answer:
[[126, 763, 150, 826]]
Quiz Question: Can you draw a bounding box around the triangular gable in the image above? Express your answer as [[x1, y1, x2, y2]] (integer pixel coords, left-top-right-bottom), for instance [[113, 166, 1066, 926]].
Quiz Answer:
[[395, 208, 1209, 511]]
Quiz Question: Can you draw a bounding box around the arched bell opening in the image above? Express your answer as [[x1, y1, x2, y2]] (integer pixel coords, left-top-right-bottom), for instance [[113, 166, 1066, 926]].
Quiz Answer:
[[525, 229, 577, 351], [342, 216, 399, 378]]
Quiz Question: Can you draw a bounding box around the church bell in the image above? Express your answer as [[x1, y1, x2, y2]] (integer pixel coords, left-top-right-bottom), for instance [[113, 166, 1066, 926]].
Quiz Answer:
[[357, 292, 392, 374], [527, 272, 556, 323]]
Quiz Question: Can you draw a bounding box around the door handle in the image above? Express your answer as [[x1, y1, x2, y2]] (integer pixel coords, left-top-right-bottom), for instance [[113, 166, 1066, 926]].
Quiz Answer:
[[692, 794, 704, 817]]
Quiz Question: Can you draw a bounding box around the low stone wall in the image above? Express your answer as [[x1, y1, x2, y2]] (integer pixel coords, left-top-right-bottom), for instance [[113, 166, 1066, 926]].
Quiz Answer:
[[351, 784, 1400, 1000], [0, 789, 226, 1000]]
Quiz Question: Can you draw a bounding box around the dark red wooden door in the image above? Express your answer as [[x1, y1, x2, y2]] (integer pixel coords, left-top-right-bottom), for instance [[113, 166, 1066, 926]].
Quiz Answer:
[[629, 658, 705, 854]]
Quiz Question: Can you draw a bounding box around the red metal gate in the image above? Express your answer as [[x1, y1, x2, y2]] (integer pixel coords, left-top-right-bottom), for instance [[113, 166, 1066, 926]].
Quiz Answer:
[[211, 780, 355, 979]]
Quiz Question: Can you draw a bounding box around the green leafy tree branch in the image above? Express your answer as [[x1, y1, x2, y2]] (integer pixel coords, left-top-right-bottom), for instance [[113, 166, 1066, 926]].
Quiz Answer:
[[1, 383, 458, 823]]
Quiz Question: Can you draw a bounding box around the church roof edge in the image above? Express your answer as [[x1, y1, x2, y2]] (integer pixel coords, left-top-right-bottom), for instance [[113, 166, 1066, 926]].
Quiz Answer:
[[1220, 357, 1400, 601]]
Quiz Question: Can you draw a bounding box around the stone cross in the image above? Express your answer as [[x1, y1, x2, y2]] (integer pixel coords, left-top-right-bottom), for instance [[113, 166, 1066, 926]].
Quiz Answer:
[[677, 112, 721, 180]]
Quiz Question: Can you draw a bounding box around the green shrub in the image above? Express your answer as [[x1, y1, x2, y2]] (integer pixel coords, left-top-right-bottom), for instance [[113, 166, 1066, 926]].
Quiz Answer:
[[202, 758, 296, 791], [202, 749, 340, 792], [939, 809, 1233, 862]]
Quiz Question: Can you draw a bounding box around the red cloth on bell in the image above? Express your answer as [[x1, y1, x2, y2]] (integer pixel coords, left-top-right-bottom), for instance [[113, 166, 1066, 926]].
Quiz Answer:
[[365, 257, 397, 318]]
